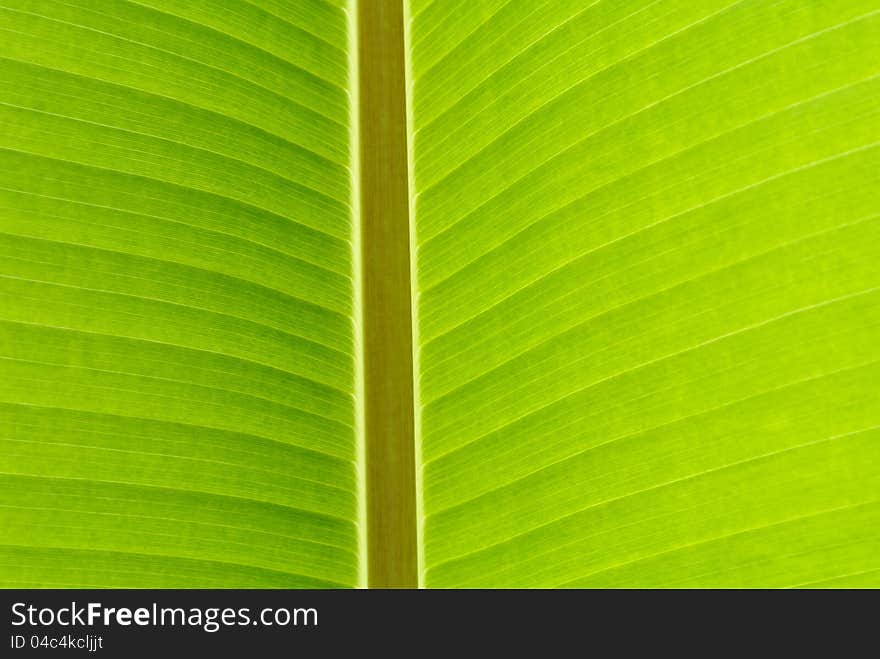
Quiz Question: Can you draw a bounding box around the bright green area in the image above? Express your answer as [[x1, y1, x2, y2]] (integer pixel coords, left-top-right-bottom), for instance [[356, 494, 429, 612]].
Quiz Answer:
[[0, 0, 359, 587], [409, 0, 880, 587], [2, 0, 880, 590]]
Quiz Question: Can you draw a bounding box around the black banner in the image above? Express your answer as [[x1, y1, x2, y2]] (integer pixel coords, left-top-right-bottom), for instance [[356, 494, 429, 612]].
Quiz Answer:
[[0, 589, 869, 655]]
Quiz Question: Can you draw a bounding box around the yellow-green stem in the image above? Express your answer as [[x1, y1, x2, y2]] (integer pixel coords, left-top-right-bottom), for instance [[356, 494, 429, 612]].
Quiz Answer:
[[357, 0, 418, 589]]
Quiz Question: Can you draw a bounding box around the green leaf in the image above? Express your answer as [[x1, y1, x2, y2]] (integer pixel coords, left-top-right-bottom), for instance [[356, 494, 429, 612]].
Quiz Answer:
[[410, 0, 880, 587], [1, 0, 879, 589], [0, 0, 360, 588]]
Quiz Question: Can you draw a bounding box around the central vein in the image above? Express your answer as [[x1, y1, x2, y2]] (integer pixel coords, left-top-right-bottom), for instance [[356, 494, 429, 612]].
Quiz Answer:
[[355, 0, 419, 589]]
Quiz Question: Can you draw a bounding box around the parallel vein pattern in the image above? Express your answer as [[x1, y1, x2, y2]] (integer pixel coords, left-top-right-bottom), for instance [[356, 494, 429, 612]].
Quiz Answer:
[[0, 0, 359, 587], [410, 0, 880, 587]]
